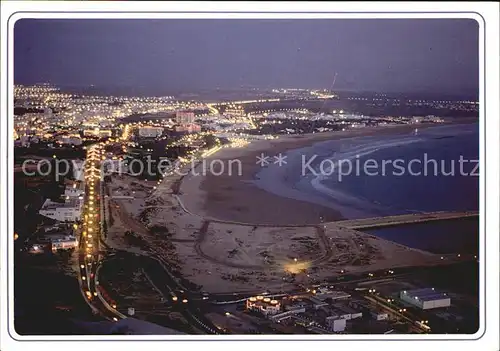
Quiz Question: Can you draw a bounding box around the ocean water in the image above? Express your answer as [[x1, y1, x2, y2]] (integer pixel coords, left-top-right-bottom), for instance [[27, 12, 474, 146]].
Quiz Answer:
[[365, 217, 479, 254], [253, 122, 480, 253]]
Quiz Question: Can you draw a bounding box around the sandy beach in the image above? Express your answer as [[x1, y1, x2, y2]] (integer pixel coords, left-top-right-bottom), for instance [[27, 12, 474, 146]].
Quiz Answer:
[[182, 123, 442, 225]]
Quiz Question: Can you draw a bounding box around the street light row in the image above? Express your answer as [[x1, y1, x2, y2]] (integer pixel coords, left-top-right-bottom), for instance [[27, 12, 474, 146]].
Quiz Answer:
[[82, 144, 104, 302]]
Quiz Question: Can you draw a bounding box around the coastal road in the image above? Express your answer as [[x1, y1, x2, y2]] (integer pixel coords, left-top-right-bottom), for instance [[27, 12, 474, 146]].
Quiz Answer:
[[105, 249, 221, 334], [78, 144, 125, 321]]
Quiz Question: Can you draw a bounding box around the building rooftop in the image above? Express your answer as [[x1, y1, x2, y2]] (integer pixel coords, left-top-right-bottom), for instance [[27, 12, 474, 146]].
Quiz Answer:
[[45, 234, 77, 243], [41, 198, 82, 210], [315, 290, 351, 301], [401, 288, 449, 301]]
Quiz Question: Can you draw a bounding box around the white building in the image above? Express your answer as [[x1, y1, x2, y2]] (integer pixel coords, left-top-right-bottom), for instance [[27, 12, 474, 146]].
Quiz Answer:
[[399, 288, 451, 310], [138, 126, 164, 138], [39, 198, 83, 222], [246, 296, 281, 316], [176, 110, 195, 124], [326, 317, 347, 332], [64, 183, 85, 198], [50, 235, 78, 251]]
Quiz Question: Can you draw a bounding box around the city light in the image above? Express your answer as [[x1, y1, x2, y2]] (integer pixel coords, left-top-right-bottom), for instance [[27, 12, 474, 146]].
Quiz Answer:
[[15, 82, 480, 336]]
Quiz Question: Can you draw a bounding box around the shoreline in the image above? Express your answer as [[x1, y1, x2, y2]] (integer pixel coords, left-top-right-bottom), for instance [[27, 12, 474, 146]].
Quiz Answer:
[[181, 121, 469, 226]]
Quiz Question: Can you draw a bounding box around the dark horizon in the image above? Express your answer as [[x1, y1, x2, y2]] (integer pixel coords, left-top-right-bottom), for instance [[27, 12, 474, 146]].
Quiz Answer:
[[14, 83, 479, 101], [14, 19, 479, 97]]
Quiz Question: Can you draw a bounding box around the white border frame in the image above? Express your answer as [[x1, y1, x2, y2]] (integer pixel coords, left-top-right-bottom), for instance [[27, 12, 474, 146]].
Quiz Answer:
[[1, 2, 498, 351]]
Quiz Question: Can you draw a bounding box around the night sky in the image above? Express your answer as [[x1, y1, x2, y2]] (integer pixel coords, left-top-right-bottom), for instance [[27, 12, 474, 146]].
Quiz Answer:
[[14, 19, 479, 95]]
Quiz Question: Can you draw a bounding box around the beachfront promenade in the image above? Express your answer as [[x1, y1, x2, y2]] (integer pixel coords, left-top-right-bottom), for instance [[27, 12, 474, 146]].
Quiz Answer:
[[334, 211, 479, 230]]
